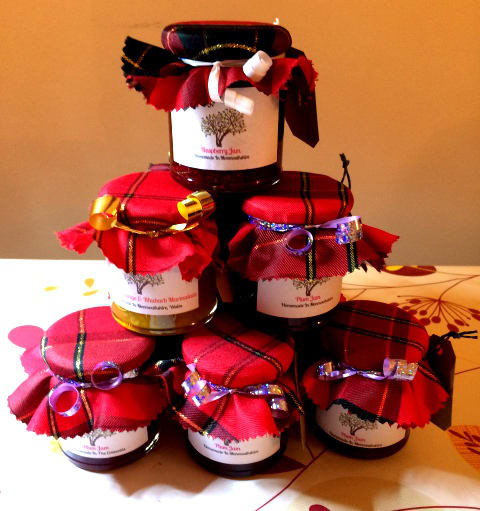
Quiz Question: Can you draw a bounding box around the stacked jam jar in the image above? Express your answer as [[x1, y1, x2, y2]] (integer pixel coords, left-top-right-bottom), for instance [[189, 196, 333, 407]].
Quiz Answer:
[[7, 20, 455, 475]]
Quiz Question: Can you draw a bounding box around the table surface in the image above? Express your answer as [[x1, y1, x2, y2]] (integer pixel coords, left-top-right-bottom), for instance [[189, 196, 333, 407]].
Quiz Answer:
[[1, 260, 479, 511]]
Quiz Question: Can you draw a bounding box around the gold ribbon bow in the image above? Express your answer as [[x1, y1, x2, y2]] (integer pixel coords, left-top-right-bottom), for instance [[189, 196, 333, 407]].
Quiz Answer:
[[88, 190, 215, 237]]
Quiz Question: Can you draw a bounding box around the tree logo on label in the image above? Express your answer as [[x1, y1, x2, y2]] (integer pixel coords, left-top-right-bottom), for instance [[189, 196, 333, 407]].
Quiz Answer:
[[292, 277, 330, 296], [201, 107, 246, 147], [86, 429, 113, 446], [339, 411, 378, 436], [124, 273, 165, 295]]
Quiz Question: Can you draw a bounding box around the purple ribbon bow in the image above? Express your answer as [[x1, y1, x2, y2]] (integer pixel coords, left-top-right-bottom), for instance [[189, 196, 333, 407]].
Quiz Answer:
[[316, 358, 418, 382], [48, 361, 133, 417]]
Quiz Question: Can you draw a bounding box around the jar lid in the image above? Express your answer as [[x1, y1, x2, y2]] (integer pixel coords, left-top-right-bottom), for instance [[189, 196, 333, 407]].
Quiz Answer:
[[182, 314, 294, 387], [162, 21, 292, 61], [7, 307, 177, 438], [242, 171, 354, 225], [302, 300, 449, 428], [42, 307, 155, 380], [57, 165, 218, 278]]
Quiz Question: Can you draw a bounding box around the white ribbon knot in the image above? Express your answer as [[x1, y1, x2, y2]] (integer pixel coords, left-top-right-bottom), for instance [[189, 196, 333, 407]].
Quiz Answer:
[[182, 50, 273, 115]]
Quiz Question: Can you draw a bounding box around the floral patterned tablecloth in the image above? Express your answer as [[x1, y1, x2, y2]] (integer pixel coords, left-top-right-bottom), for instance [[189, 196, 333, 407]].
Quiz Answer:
[[1, 260, 479, 511]]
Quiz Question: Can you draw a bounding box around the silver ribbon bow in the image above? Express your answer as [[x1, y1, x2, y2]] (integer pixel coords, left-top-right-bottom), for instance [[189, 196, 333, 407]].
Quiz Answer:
[[182, 363, 289, 417], [248, 214, 363, 256], [316, 358, 418, 382]]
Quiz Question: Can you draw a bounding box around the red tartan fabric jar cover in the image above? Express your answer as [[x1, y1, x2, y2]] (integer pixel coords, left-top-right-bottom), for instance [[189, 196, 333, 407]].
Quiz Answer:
[[8, 307, 183, 438], [121, 21, 318, 147], [56, 165, 217, 279], [177, 314, 300, 441], [228, 171, 399, 281], [302, 300, 450, 428]]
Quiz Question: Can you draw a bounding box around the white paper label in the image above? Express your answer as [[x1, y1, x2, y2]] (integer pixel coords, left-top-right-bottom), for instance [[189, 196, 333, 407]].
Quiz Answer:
[[107, 263, 199, 316], [188, 430, 280, 465], [316, 404, 406, 449], [256, 276, 342, 318], [59, 427, 149, 459], [171, 87, 279, 171]]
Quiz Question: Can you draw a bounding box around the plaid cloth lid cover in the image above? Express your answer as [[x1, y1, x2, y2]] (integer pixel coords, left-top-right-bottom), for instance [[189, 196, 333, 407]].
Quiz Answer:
[[162, 21, 292, 61], [121, 23, 318, 147], [302, 300, 450, 428], [228, 171, 399, 280], [56, 165, 218, 278], [176, 314, 300, 441], [8, 307, 183, 439]]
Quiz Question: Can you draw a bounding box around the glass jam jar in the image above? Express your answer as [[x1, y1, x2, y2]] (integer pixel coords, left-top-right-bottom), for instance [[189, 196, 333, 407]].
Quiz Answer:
[[178, 313, 300, 477], [163, 21, 293, 194], [302, 300, 452, 459], [121, 22, 319, 193], [7, 307, 176, 471], [228, 169, 400, 331], [228, 171, 353, 331], [57, 166, 219, 336]]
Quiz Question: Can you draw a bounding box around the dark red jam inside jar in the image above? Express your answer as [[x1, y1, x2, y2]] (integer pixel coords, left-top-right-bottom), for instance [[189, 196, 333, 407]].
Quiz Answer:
[[58, 420, 161, 471], [311, 403, 409, 459], [169, 89, 285, 194], [186, 429, 288, 477], [230, 271, 342, 332]]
